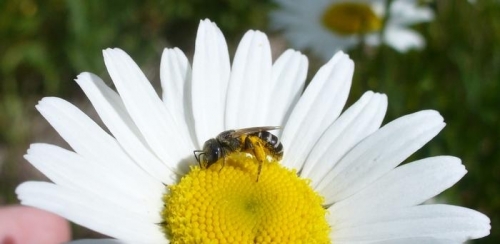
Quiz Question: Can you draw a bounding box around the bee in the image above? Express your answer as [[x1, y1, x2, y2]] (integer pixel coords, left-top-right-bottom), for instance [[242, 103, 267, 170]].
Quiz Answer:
[[193, 126, 283, 181]]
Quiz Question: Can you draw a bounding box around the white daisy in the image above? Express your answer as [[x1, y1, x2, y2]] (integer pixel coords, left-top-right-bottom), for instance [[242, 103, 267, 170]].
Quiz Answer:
[[17, 19, 489, 243], [270, 0, 434, 60]]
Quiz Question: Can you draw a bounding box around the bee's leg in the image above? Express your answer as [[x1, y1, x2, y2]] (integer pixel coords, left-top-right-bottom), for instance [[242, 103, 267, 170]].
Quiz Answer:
[[219, 157, 225, 173], [193, 150, 202, 167], [256, 159, 263, 182], [245, 137, 263, 182]]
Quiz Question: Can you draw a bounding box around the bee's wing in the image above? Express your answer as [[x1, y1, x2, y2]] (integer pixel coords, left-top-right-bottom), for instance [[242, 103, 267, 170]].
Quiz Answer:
[[230, 126, 281, 137]]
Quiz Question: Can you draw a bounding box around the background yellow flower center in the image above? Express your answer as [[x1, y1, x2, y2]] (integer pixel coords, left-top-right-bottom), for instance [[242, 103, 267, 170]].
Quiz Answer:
[[321, 2, 382, 35], [162, 153, 330, 243]]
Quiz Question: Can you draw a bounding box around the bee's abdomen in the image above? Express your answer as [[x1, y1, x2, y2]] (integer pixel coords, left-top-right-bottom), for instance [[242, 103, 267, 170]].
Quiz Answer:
[[251, 131, 284, 159]]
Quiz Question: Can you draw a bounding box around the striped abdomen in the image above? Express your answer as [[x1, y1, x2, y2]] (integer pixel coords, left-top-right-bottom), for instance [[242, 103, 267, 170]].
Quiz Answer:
[[249, 130, 284, 160]]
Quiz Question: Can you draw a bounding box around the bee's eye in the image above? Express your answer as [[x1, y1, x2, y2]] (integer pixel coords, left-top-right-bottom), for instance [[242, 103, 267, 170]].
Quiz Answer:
[[205, 144, 222, 164]]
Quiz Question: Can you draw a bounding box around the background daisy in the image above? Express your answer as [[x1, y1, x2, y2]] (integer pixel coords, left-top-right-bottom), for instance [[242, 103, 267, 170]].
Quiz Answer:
[[270, 0, 434, 60]]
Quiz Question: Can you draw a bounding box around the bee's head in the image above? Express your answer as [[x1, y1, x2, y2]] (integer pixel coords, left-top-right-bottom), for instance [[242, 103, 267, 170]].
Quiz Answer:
[[202, 139, 222, 166], [194, 139, 222, 168]]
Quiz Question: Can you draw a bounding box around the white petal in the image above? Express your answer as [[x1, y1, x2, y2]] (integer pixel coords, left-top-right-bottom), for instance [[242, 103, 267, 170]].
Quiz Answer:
[[281, 51, 354, 170], [225, 30, 273, 128], [265, 49, 308, 127], [35, 97, 161, 194], [16, 182, 166, 243], [160, 48, 197, 148], [331, 204, 490, 243], [302, 91, 387, 186], [103, 48, 193, 173], [75, 72, 177, 184], [389, 0, 434, 26], [330, 156, 467, 222], [191, 19, 231, 145], [24, 143, 163, 221], [317, 110, 445, 202], [160, 48, 191, 117], [384, 27, 425, 53], [364, 33, 381, 47]]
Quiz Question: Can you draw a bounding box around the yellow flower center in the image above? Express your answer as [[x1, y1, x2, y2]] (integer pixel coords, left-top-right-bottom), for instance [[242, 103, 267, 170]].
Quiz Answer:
[[162, 152, 330, 243], [321, 2, 382, 35]]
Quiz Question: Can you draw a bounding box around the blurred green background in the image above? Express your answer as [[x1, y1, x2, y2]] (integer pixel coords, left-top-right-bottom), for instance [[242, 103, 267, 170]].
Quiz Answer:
[[0, 0, 498, 242]]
